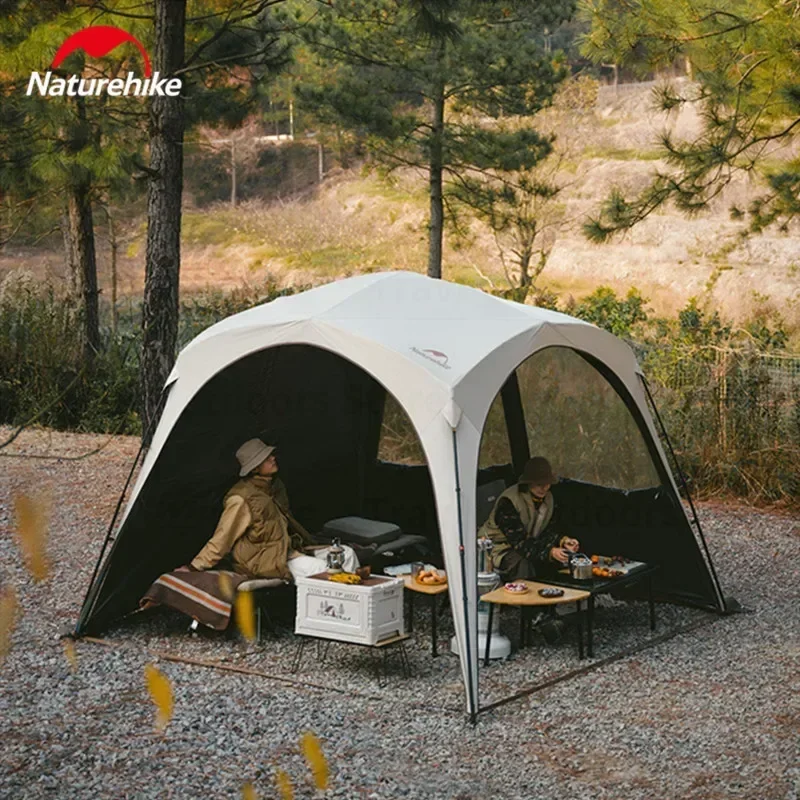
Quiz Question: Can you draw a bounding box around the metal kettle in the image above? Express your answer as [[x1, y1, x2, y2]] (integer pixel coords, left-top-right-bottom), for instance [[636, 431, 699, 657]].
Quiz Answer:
[[326, 537, 345, 573], [568, 553, 593, 580]]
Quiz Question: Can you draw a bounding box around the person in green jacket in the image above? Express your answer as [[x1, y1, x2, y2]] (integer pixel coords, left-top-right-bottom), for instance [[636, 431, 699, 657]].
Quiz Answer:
[[478, 456, 579, 582], [183, 438, 358, 580]]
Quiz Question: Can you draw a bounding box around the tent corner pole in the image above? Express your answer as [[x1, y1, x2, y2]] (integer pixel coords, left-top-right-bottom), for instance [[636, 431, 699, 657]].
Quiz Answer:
[[74, 387, 167, 636], [451, 429, 479, 722], [641, 376, 727, 613]]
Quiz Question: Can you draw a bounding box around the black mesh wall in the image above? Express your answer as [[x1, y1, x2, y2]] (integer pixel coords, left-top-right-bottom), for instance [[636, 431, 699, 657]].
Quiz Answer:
[[79, 344, 387, 634]]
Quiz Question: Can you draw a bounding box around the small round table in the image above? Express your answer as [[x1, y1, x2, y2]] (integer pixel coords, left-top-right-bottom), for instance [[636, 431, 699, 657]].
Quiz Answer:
[[402, 574, 449, 657], [479, 580, 591, 665]]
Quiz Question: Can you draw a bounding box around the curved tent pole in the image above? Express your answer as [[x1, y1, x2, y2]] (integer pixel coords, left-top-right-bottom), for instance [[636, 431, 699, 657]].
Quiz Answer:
[[641, 376, 727, 613], [74, 389, 167, 636], [452, 430, 478, 724]]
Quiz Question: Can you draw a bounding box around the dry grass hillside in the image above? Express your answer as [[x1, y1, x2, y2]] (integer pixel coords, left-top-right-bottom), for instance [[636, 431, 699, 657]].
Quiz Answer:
[[2, 81, 798, 337]]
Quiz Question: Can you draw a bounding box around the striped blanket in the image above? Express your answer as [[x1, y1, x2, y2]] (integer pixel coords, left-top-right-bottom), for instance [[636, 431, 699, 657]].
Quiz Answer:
[[141, 570, 247, 630]]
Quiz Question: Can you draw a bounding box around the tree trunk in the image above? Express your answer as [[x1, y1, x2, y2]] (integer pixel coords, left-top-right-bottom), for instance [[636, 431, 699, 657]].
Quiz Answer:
[[108, 209, 118, 335], [65, 177, 100, 363], [230, 139, 237, 207], [518, 249, 532, 288], [141, 0, 186, 444], [427, 49, 445, 280]]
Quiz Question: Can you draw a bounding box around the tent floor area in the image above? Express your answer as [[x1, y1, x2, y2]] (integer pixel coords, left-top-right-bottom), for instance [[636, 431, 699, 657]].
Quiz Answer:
[[2, 428, 798, 799]]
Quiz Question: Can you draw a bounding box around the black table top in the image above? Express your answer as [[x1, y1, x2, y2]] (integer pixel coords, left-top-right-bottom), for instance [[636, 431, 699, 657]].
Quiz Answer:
[[538, 562, 659, 594]]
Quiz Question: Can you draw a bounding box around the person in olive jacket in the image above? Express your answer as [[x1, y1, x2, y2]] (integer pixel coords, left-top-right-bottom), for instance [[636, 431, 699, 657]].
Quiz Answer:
[[479, 456, 579, 582], [182, 438, 358, 580]]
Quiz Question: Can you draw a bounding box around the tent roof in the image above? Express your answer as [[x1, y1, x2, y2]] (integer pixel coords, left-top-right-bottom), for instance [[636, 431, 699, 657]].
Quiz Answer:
[[171, 271, 640, 390], [163, 271, 641, 436]]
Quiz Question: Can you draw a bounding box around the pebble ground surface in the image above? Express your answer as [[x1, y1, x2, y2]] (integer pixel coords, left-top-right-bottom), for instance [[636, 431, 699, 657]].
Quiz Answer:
[[1, 427, 798, 800]]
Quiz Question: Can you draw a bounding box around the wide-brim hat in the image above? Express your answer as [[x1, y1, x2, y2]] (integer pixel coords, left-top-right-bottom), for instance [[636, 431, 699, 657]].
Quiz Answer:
[[236, 438, 276, 476], [519, 456, 556, 486]]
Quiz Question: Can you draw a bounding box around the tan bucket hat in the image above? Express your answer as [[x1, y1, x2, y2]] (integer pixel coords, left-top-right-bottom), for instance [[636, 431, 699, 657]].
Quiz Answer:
[[519, 456, 556, 486], [236, 438, 276, 476]]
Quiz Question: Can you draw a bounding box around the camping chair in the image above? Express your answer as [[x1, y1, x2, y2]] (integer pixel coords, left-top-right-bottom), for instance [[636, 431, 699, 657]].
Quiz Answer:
[[236, 578, 292, 641], [476, 479, 507, 531]]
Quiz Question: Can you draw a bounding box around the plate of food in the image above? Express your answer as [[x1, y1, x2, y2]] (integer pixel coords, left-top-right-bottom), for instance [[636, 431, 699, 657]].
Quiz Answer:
[[591, 554, 632, 567], [538, 586, 565, 598], [503, 582, 529, 594], [591, 566, 625, 579], [415, 569, 447, 586]]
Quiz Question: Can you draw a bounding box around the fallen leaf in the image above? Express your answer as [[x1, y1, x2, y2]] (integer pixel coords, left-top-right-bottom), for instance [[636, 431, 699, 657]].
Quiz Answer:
[[13, 491, 51, 581], [62, 638, 78, 672], [275, 768, 294, 800], [235, 589, 256, 641], [241, 781, 259, 800], [301, 731, 329, 790], [0, 586, 18, 666], [218, 572, 234, 601], [144, 663, 174, 732]]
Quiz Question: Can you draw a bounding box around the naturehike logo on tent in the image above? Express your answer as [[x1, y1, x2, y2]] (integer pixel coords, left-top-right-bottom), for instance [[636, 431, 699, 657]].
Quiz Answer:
[[26, 25, 182, 98], [411, 347, 451, 370]]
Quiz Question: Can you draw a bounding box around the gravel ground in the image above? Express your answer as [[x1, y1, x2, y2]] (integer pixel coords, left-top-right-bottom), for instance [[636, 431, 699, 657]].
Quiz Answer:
[[1, 427, 798, 799]]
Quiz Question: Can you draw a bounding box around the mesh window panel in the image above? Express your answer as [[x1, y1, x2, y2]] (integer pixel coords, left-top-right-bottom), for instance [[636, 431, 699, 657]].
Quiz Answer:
[[516, 347, 660, 490], [377, 392, 427, 465], [479, 392, 513, 468]]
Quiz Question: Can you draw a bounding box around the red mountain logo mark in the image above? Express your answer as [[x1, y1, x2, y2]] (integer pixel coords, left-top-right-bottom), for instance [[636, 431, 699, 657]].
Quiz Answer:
[[411, 347, 452, 369], [52, 26, 152, 77], [26, 25, 181, 99]]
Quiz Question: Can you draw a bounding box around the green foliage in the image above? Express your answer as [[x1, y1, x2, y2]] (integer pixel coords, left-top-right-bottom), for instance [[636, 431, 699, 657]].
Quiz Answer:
[[0, 275, 302, 434], [453, 75, 599, 294], [0, 273, 140, 433], [572, 286, 649, 337], [298, 0, 576, 275], [580, 0, 800, 238]]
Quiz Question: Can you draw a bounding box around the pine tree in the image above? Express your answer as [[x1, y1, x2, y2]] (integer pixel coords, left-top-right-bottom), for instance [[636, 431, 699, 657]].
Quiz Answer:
[[0, 1, 152, 362], [581, 0, 800, 239], [299, 0, 575, 279]]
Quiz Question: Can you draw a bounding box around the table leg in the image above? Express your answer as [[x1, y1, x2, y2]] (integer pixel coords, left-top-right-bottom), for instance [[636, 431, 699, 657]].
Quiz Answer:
[[291, 637, 307, 674], [317, 639, 331, 664], [408, 592, 415, 633], [519, 607, 526, 648], [576, 600, 584, 660], [399, 642, 411, 678], [375, 650, 385, 688], [484, 603, 494, 667], [648, 576, 656, 631], [587, 595, 595, 658], [431, 595, 438, 658]]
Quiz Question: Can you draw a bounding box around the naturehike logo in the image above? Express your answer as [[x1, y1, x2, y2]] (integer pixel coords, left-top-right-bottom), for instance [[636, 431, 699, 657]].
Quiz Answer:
[[26, 25, 181, 98], [411, 347, 451, 370]]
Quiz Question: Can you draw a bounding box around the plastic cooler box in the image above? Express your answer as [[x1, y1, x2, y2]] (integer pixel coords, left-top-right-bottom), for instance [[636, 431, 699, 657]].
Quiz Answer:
[[294, 573, 405, 645]]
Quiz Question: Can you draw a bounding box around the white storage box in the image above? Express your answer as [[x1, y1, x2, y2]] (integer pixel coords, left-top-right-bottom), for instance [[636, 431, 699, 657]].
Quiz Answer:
[[294, 572, 405, 645]]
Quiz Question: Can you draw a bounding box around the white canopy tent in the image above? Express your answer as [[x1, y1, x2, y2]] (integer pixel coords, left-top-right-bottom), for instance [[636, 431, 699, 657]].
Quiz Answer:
[[77, 271, 725, 719]]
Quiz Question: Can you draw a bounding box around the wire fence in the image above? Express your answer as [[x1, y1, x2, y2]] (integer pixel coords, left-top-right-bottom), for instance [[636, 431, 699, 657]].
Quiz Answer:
[[635, 342, 800, 501]]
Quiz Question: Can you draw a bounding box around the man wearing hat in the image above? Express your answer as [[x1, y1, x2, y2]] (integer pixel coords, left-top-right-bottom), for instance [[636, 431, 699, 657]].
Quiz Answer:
[[185, 438, 359, 580], [478, 456, 579, 582]]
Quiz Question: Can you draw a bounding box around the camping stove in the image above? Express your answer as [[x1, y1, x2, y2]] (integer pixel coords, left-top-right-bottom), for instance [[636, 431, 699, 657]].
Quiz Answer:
[[450, 537, 511, 660]]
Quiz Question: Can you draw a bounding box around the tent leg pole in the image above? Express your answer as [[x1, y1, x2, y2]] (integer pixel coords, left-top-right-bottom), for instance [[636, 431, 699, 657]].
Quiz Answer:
[[75, 387, 167, 636], [451, 430, 478, 722], [641, 377, 727, 612]]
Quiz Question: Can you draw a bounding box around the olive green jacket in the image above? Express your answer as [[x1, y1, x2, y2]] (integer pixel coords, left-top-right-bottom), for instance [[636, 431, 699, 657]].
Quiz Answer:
[[478, 484, 555, 570], [191, 475, 313, 579]]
